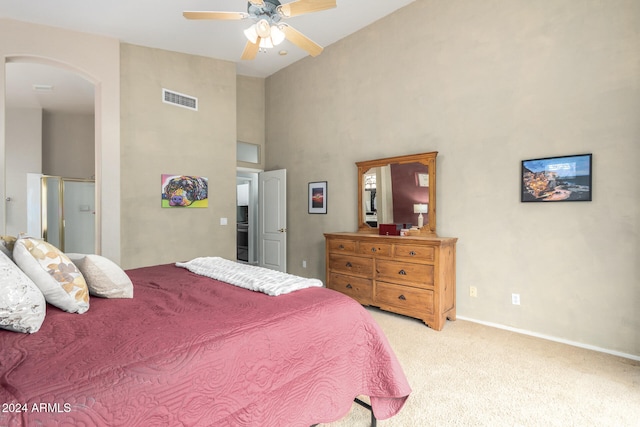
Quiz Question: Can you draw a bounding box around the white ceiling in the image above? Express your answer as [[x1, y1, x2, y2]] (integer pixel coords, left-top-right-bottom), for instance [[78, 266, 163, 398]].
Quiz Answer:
[[1, 0, 415, 113]]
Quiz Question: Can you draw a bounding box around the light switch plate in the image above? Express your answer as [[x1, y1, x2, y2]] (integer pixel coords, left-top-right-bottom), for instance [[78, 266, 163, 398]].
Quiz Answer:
[[512, 293, 521, 305]]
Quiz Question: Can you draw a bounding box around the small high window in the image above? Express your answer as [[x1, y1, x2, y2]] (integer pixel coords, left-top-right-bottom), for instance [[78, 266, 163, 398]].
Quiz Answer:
[[237, 141, 260, 164]]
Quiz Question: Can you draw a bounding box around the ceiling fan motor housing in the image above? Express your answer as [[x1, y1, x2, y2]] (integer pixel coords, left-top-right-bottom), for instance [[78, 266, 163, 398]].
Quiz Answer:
[[248, 0, 282, 25]]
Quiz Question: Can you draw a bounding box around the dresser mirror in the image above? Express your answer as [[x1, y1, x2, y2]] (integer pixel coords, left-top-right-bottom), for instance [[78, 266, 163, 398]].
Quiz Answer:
[[356, 152, 437, 235]]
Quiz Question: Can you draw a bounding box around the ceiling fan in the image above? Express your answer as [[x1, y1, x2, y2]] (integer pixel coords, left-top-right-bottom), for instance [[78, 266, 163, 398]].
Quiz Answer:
[[183, 0, 337, 60]]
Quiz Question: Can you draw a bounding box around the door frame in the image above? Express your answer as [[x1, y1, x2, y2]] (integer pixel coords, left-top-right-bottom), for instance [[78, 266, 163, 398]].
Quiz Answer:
[[236, 168, 260, 265]]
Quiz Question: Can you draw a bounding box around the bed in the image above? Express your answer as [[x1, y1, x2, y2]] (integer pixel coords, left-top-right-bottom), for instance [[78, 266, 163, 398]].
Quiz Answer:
[[1, 261, 411, 426]]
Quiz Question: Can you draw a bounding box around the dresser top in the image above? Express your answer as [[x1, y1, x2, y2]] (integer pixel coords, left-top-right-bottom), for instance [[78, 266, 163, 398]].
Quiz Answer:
[[324, 231, 457, 244]]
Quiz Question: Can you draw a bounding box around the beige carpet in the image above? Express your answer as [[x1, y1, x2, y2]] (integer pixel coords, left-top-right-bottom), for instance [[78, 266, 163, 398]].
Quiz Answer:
[[321, 308, 640, 427]]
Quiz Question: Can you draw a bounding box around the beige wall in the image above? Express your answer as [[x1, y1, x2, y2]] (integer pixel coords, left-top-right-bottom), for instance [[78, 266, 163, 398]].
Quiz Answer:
[[4, 108, 42, 236], [0, 18, 120, 261], [237, 75, 265, 170], [119, 44, 237, 269], [42, 111, 95, 178], [265, 0, 640, 356]]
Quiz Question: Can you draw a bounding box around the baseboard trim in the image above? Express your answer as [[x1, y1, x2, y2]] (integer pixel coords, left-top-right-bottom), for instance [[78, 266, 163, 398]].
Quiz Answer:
[[456, 316, 640, 362]]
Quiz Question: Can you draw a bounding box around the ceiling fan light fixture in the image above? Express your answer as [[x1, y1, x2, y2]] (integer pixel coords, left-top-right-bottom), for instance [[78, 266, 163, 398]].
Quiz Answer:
[[243, 24, 259, 44], [255, 19, 271, 38], [259, 38, 274, 49], [270, 25, 285, 46], [245, 22, 285, 49]]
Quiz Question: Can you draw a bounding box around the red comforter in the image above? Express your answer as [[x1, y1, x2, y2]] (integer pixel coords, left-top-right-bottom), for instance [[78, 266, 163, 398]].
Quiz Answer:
[[1, 264, 410, 426]]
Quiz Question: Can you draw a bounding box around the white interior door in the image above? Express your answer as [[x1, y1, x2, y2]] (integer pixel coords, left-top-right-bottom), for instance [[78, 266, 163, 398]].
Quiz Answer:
[[258, 169, 286, 272]]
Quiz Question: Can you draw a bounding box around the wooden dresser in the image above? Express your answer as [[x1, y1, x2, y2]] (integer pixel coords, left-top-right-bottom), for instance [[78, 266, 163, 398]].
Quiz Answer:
[[325, 232, 457, 330]]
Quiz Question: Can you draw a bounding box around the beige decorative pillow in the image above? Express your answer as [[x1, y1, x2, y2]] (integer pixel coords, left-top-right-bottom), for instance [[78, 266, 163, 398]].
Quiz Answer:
[[0, 250, 46, 333], [13, 237, 89, 314], [66, 253, 133, 298]]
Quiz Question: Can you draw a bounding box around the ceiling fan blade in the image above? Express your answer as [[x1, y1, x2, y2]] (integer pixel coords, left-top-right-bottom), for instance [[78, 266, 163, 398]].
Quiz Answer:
[[249, 0, 265, 5], [279, 0, 336, 17], [183, 11, 247, 20], [280, 25, 323, 57], [241, 39, 261, 60]]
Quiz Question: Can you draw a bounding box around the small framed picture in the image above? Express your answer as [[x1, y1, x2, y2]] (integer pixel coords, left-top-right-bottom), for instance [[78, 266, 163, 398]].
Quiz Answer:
[[521, 154, 592, 202], [416, 173, 429, 187], [308, 181, 327, 214]]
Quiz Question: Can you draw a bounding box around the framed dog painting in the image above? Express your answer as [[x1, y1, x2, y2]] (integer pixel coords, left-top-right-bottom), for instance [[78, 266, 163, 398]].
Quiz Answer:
[[161, 174, 209, 208]]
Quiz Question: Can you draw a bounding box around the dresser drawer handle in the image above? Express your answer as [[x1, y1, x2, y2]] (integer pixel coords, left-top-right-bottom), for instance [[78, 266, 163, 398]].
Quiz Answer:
[[398, 269, 407, 275], [371, 247, 377, 253], [398, 294, 407, 300], [346, 262, 352, 268], [346, 284, 353, 289], [339, 244, 345, 249], [409, 251, 417, 256]]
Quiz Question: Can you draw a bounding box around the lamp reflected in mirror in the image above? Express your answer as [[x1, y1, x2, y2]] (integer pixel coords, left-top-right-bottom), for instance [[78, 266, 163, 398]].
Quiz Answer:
[[413, 203, 428, 228]]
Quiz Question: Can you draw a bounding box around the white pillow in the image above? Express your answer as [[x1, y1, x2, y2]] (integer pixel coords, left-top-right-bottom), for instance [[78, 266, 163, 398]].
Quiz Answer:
[[13, 237, 89, 314], [66, 253, 133, 298], [0, 250, 46, 333]]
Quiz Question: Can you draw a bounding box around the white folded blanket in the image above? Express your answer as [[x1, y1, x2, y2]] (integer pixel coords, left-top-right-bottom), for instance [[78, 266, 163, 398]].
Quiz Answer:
[[176, 257, 323, 296]]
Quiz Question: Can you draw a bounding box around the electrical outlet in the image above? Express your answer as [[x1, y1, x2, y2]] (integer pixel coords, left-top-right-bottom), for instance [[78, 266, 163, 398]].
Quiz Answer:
[[512, 293, 521, 305], [302, 260, 307, 268], [469, 286, 478, 297]]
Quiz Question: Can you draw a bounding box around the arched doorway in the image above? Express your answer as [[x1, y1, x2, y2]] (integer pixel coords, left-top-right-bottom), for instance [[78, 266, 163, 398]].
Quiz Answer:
[[4, 59, 98, 252]]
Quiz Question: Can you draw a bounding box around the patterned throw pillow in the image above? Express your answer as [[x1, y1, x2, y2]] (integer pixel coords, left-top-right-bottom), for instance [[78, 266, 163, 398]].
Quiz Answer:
[[66, 253, 133, 298], [0, 250, 46, 333], [13, 237, 90, 314]]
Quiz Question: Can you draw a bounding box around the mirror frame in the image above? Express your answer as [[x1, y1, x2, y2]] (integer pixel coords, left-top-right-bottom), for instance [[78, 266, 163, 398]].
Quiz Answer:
[[356, 151, 438, 236]]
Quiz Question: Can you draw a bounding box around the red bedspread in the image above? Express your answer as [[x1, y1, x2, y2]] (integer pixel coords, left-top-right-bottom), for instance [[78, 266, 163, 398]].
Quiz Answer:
[[1, 264, 410, 426]]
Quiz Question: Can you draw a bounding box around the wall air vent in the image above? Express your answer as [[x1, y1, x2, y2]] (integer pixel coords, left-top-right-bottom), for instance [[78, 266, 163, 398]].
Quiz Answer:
[[162, 88, 198, 111], [33, 84, 54, 92]]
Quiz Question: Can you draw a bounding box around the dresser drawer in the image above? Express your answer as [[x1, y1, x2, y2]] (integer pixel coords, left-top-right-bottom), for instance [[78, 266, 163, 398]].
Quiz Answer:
[[376, 260, 434, 288], [329, 254, 373, 276], [358, 242, 391, 257], [328, 273, 373, 304], [328, 239, 357, 254], [375, 281, 434, 315], [394, 244, 435, 262]]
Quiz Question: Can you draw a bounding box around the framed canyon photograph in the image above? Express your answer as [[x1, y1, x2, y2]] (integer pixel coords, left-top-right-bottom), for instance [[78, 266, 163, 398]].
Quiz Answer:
[[308, 181, 327, 214]]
